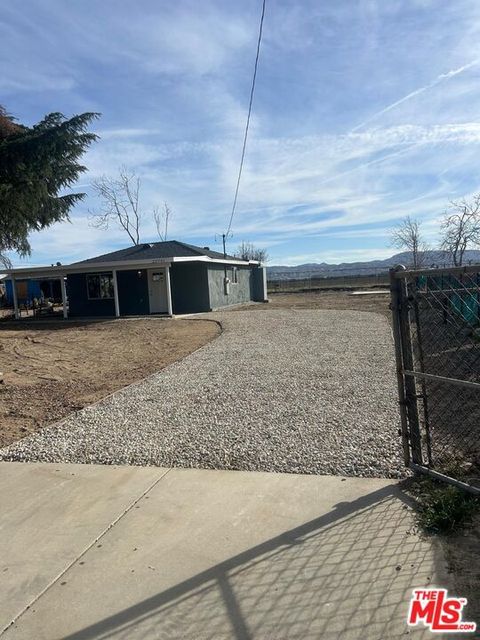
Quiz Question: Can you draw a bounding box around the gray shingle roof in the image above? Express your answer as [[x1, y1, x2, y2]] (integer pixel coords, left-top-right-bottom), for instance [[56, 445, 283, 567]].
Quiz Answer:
[[72, 241, 238, 265]]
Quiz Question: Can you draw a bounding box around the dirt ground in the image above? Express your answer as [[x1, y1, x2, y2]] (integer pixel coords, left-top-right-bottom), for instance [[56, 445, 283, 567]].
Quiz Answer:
[[0, 290, 391, 449], [0, 318, 220, 448], [239, 289, 392, 319]]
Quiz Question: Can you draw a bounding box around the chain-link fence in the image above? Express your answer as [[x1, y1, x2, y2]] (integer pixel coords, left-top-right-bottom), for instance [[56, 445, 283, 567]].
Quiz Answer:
[[390, 265, 480, 494], [268, 266, 390, 293]]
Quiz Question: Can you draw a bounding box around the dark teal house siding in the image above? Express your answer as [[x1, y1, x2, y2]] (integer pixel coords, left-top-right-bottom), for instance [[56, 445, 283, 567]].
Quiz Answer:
[[7, 242, 267, 320], [207, 264, 253, 309], [117, 269, 149, 315], [170, 263, 210, 314], [65, 261, 265, 317], [67, 273, 115, 317]]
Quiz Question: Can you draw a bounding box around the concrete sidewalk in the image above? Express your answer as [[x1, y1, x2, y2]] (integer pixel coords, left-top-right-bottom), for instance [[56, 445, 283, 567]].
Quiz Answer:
[[0, 463, 450, 639]]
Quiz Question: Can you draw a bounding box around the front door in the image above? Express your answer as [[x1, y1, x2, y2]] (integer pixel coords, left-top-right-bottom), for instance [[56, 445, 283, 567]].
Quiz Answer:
[[148, 269, 168, 313]]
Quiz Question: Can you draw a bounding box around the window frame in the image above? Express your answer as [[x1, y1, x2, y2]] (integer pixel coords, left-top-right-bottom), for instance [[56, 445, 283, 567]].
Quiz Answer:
[[86, 272, 115, 300]]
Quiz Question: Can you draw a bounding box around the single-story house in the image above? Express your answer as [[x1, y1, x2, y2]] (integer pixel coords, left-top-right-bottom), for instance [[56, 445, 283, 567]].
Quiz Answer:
[[3, 240, 268, 319]]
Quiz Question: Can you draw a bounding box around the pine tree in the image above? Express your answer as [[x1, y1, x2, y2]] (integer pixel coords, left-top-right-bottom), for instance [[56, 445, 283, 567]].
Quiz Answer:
[[0, 107, 99, 266]]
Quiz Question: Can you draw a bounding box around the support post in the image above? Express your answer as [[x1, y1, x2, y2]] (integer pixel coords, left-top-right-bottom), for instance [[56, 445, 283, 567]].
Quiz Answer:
[[391, 267, 423, 465], [165, 266, 173, 316], [261, 266, 268, 302], [60, 276, 68, 319], [390, 267, 410, 466], [400, 294, 423, 466], [11, 277, 20, 319], [412, 294, 433, 466], [112, 270, 120, 318]]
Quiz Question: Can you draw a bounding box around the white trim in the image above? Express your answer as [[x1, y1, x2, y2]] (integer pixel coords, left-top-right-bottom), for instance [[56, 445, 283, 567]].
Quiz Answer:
[[2, 255, 255, 279], [112, 269, 120, 317], [261, 266, 268, 301], [60, 277, 68, 319], [171, 256, 255, 266]]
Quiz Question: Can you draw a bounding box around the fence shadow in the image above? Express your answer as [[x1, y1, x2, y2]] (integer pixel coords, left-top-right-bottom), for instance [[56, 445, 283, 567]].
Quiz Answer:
[[60, 483, 442, 640]]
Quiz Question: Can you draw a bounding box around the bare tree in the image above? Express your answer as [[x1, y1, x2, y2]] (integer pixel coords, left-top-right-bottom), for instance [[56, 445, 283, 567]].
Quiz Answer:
[[90, 168, 173, 246], [154, 202, 171, 242], [391, 216, 428, 269], [90, 167, 141, 245], [235, 241, 268, 263], [440, 196, 480, 266]]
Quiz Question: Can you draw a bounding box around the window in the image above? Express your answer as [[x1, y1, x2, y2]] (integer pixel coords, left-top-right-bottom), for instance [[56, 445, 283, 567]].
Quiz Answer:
[[86, 273, 114, 300], [231, 267, 238, 284]]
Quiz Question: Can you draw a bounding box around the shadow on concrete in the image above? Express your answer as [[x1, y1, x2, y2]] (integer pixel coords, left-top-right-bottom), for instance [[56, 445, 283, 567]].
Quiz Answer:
[[60, 483, 442, 640]]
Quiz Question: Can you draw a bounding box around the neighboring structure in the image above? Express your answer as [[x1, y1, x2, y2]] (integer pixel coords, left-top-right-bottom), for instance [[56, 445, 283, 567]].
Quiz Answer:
[[4, 279, 62, 306], [3, 241, 268, 319], [5, 278, 41, 305]]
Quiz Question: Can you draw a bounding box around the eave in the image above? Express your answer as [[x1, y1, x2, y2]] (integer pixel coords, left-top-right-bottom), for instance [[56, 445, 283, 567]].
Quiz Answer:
[[2, 255, 259, 280]]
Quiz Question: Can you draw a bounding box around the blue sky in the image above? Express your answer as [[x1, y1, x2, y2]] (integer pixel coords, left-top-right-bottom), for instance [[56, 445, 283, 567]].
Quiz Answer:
[[3, 0, 480, 266]]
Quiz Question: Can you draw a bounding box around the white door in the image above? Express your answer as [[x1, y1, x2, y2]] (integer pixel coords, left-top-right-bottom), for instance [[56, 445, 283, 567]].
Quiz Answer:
[[148, 269, 168, 313]]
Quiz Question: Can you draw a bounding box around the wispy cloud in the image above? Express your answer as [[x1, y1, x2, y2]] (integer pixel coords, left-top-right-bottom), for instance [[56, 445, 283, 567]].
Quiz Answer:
[[351, 60, 479, 132], [4, 0, 480, 266]]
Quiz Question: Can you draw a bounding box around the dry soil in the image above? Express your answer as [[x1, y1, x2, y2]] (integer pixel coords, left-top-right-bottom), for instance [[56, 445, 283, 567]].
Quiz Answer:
[[0, 318, 220, 447]]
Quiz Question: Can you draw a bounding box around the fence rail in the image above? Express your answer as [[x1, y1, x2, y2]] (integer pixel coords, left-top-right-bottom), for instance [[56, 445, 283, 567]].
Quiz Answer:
[[268, 271, 390, 293], [390, 264, 480, 494]]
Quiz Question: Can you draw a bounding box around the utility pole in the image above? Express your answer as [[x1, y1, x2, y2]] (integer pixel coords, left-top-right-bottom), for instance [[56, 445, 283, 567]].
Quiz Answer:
[[215, 231, 232, 258], [215, 232, 232, 296]]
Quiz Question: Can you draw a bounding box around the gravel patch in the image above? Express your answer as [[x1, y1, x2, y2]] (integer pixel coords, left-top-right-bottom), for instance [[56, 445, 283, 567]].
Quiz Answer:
[[0, 310, 404, 477]]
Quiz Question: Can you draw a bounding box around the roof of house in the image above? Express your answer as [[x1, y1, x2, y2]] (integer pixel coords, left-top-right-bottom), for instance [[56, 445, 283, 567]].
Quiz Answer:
[[72, 241, 238, 265], [3, 241, 256, 279]]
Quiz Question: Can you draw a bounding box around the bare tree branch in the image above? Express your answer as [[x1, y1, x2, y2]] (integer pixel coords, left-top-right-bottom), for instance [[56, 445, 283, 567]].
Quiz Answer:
[[440, 196, 480, 266], [390, 216, 428, 269], [235, 241, 268, 263], [89, 167, 142, 245], [154, 202, 171, 242], [90, 167, 173, 246]]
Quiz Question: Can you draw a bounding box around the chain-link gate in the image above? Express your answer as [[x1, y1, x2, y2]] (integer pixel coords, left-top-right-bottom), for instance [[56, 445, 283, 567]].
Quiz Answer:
[[390, 264, 480, 495]]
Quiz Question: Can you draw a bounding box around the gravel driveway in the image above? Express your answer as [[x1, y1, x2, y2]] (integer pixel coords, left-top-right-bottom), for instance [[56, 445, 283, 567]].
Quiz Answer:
[[0, 310, 404, 477]]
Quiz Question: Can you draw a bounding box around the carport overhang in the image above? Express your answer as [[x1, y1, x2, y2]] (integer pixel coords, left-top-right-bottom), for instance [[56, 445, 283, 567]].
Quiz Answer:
[[3, 255, 257, 320]]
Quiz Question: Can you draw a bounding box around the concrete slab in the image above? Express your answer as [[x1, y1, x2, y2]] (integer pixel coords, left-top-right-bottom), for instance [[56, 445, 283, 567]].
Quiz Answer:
[[0, 462, 168, 634], [1, 465, 450, 640]]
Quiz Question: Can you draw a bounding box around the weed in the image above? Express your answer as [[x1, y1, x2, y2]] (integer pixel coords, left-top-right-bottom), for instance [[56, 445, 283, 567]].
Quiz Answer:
[[410, 477, 479, 535]]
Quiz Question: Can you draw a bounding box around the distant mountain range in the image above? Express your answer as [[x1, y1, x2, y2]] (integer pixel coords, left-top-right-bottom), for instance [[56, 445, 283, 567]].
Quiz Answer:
[[267, 250, 480, 281]]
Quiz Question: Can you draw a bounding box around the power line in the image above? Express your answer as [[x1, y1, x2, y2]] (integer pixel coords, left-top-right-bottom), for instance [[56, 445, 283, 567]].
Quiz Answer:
[[225, 0, 266, 238]]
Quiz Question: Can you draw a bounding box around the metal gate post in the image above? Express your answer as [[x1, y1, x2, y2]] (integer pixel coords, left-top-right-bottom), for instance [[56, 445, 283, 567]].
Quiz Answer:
[[412, 294, 433, 466], [389, 267, 411, 466], [396, 269, 423, 464]]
